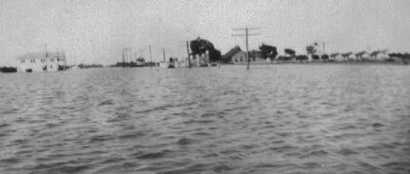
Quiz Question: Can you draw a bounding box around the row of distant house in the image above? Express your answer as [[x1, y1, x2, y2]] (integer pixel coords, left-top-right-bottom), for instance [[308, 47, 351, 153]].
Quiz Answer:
[[222, 46, 391, 64]]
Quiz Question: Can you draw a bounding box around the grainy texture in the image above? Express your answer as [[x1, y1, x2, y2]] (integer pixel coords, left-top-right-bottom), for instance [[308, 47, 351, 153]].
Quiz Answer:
[[0, 65, 409, 174]]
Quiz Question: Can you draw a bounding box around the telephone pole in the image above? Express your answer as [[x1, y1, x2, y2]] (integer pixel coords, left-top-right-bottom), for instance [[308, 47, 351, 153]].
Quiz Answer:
[[322, 42, 326, 54], [122, 48, 125, 66], [44, 43, 48, 58], [162, 48, 166, 62], [232, 27, 260, 70], [186, 41, 191, 68], [149, 45, 153, 66]]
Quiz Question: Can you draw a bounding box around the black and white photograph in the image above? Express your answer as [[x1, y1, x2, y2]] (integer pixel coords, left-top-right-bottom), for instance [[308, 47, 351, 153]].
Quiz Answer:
[[0, 0, 409, 173]]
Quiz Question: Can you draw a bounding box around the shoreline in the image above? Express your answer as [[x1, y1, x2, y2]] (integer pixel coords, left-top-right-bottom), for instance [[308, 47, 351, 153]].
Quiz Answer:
[[221, 60, 409, 66], [1, 60, 408, 73]]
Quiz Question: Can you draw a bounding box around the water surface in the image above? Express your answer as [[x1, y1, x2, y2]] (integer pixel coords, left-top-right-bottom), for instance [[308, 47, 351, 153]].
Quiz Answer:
[[0, 65, 409, 174]]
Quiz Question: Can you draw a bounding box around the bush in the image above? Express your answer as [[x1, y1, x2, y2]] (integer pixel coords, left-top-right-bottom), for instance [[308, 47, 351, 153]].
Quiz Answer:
[[296, 55, 308, 61], [312, 54, 320, 60], [0, 66, 17, 73], [321, 54, 329, 60]]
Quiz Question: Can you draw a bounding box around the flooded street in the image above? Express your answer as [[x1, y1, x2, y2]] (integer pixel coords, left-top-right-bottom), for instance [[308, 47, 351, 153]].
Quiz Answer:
[[0, 65, 409, 174]]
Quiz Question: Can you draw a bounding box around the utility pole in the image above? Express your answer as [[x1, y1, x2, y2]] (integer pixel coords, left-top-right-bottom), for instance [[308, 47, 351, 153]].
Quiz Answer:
[[162, 48, 166, 62], [124, 48, 127, 64], [149, 45, 152, 64], [232, 27, 260, 70], [322, 42, 326, 54], [122, 48, 125, 66], [186, 41, 191, 68], [134, 48, 138, 61], [44, 43, 48, 58]]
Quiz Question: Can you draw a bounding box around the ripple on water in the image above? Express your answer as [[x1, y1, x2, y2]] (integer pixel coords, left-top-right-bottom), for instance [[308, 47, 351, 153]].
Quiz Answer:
[[136, 149, 173, 160], [0, 66, 409, 174], [176, 137, 196, 145], [98, 99, 115, 106]]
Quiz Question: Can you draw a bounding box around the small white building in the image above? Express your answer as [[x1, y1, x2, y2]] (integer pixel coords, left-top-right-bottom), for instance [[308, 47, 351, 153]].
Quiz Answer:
[[136, 57, 145, 66], [16, 52, 67, 72], [231, 51, 267, 64]]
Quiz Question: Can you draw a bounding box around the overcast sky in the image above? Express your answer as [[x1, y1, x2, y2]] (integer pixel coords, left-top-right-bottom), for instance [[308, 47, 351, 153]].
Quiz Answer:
[[0, 0, 409, 65]]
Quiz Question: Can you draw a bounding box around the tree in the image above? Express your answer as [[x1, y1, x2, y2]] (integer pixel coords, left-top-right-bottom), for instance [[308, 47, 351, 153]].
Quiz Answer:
[[312, 54, 320, 60], [190, 37, 221, 62], [355, 51, 367, 60], [342, 52, 352, 59], [296, 55, 308, 61], [284, 48, 296, 57], [259, 44, 278, 60], [209, 49, 222, 62], [370, 50, 380, 59], [306, 45, 317, 55], [321, 54, 329, 60], [330, 53, 339, 59]]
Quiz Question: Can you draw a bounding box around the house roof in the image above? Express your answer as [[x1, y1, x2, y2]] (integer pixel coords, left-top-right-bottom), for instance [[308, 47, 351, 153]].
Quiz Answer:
[[222, 46, 242, 60], [17, 52, 66, 60], [232, 51, 246, 57]]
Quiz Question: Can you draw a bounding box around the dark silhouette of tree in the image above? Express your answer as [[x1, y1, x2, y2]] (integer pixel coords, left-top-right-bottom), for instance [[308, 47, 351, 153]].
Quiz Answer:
[[330, 53, 339, 59], [259, 44, 278, 60], [355, 51, 367, 60], [277, 55, 291, 61], [306, 45, 317, 55], [296, 55, 308, 61], [321, 54, 329, 60], [0, 66, 17, 73], [388, 52, 410, 63], [312, 54, 320, 60], [249, 50, 262, 61], [190, 37, 222, 62], [209, 49, 222, 62], [342, 52, 352, 59], [370, 50, 380, 59], [284, 48, 296, 57]]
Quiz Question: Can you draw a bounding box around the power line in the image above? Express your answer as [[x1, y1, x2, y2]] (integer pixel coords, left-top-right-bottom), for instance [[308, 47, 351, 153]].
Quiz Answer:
[[232, 27, 261, 70]]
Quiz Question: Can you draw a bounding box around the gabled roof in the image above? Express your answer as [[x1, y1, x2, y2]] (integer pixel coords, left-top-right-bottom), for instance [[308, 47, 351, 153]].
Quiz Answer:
[[222, 46, 242, 60], [232, 51, 246, 57]]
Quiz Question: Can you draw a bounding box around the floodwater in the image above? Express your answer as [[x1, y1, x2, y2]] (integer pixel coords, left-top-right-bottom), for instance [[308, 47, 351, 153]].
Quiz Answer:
[[0, 65, 409, 174]]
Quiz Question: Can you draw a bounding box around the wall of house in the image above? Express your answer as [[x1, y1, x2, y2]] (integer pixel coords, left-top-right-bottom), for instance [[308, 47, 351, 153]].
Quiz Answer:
[[17, 57, 66, 72], [232, 52, 268, 64]]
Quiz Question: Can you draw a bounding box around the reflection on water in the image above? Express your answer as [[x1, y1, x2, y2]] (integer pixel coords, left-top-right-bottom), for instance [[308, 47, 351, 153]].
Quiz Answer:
[[0, 65, 409, 174]]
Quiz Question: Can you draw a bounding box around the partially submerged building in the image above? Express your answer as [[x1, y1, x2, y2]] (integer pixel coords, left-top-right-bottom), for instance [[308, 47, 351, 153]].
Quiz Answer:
[[16, 52, 67, 72], [231, 51, 267, 64]]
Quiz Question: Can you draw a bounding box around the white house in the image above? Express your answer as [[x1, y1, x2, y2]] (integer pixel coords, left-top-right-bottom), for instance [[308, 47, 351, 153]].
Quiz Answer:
[[16, 52, 67, 72], [231, 51, 267, 64]]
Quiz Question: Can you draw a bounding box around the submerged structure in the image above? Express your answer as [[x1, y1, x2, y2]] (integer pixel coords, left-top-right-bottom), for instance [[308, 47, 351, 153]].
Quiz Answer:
[[16, 51, 67, 72]]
